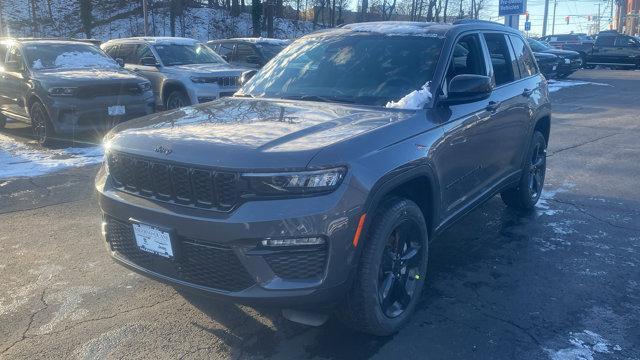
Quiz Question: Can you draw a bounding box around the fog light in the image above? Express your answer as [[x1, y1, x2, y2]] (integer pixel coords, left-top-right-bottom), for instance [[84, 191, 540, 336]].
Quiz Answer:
[[101, 221, 108, 237], [260, 237, 325, 247]]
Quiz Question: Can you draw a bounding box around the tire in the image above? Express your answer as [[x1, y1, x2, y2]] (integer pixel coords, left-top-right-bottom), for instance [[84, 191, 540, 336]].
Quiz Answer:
[[164, 90, 190, 110], [30, 101, 57, 147], [339, 198, 429, 336], [0, 115, 6, 129], [501, 130, 547, 211]]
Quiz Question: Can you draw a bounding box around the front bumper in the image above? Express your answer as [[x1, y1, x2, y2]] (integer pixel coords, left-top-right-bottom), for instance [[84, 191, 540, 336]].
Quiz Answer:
[[46, 93, 155, 133], [95, 166, 365, 307], [187, 83, 240, 105], [557, 58, 582, 74]]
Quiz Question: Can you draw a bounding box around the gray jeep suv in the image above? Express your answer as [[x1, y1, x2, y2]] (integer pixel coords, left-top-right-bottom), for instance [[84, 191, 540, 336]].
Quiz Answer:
[[101, 37, 247, 110], [0, 39, 154, 146], [96, 21, 551, 335]]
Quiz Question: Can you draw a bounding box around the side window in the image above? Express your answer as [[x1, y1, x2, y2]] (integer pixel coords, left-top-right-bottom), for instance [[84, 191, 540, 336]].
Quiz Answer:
[[615, 36, 638, 47], [103, 45, 118, 58], [236, 44, 258, 63], [135, 45, 155, 64], [596, 36, 615, 46], [509, 35, 538, 78], [118, 43, 138, 64], [6, 46, 25, 71], [484, 33, 516, 86], [217, 42, 235, 60], [446, 34, 486, 83]]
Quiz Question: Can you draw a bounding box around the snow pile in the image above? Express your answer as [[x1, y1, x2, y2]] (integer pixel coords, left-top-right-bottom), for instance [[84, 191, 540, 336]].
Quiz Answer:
[[385, 82, 432, 110], [0, 134, 103, 179], [548, 80, 611, 93], [53, 51, 118, 69], [545, 330, 621, 360], [345, 22, 436, 37]]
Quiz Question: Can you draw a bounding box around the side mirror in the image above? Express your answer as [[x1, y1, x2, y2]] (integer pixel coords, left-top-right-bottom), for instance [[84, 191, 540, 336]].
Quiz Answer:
[[239, 70, 257, 85], [115, 58, 125, 67], [246, 55, 261, 65], [140, 56, 159, 67], [441, 74, 493, 105]]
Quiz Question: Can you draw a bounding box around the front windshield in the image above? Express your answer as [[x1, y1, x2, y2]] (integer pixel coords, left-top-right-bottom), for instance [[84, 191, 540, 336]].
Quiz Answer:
[[153, 43, 226, 66], [528, 39, 551, 52], [23, 43, 118, 70], [241, 34, 443, 106]]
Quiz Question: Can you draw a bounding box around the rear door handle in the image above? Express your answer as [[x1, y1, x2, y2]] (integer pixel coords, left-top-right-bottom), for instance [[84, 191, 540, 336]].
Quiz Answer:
[[486, 101, 500, 112], [522, 88, 534, 97]]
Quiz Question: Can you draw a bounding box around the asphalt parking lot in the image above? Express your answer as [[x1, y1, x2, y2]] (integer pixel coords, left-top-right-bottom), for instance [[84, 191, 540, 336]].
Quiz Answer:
[[1, 69, 639, 359]]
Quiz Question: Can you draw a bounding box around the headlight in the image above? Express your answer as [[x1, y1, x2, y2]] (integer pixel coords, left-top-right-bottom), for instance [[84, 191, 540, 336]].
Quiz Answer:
[[190, 76, 212, 83], [138, 82, 152, 92], [242, 167, 346, 196], [48, 87, 77, 97], [564, 58, 571, 64]]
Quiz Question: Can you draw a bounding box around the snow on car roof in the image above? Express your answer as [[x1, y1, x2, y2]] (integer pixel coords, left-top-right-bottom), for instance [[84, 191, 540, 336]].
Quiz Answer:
[[110, 37, 200, 45], [343, 21, 441, 37], [225, 38, 291, 45]]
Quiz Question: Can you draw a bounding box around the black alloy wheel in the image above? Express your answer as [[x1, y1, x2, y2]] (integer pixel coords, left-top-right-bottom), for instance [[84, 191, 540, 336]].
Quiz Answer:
[[378, 220, 424, 318], [165, 91, 190, 110]]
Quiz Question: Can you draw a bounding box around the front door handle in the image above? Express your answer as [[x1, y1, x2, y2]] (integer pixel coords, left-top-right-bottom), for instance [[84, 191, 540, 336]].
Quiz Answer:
[[486, 101, 500, 112], [522, 88, 534, 97]]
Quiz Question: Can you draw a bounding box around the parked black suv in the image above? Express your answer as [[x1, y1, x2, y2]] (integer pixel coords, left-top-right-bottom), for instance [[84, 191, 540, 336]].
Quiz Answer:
[[97, 21, 551, 335], [0, 39, 154, 145], [527, 38, 581, 78], [584, 31, 640, 69]]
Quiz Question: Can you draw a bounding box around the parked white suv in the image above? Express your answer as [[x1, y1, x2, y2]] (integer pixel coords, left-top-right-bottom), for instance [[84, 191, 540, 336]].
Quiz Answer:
[[101, 37, 247, 109]]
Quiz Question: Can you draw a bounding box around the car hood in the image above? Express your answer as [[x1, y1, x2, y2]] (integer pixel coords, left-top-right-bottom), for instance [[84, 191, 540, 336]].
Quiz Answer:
[[35, 67, 146, 85], [539, 48, 581, 58], [534, 52, 558, 61], [106, 97, 418, 170], [165, 63, 247, 74]]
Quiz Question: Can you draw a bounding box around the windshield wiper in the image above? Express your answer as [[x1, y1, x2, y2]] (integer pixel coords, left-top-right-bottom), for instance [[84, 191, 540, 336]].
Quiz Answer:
[[280, 95, 355, 104]]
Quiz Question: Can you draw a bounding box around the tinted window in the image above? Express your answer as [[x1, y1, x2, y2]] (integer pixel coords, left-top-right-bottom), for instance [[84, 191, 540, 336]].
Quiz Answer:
[[256, 43, 285, 61], [243, 35, 443, 107], [135, 45, 156, 64], [447, 34, 486, 83], [236, 44, 258, 62], [103, 44, 118, 58], [615, 36, 639, 47], [117, 43, 139, 64], [596, 36, 615, 46], [527, 38, 550, 52], [484, 33, 515, 86], [215, 42, 235, 60], [510, 35, 538, 78]]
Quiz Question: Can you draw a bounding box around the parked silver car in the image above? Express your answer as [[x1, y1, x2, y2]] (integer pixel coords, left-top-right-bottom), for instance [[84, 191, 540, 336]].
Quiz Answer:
[[101, 37, 247, 110]]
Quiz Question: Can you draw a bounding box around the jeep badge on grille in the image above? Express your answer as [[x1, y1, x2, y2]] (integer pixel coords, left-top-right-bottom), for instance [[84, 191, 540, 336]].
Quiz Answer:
[[154, 146, 173, 155]]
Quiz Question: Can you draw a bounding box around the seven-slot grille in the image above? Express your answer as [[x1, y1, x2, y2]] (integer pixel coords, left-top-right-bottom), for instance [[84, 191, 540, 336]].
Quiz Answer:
[[107, 152, 239, 210], [105, 217, 255, 292], [197, 76, 239, 87]]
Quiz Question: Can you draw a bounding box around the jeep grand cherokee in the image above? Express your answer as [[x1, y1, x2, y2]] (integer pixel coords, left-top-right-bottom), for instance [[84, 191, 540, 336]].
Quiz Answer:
[[96, 21, 551, 335]]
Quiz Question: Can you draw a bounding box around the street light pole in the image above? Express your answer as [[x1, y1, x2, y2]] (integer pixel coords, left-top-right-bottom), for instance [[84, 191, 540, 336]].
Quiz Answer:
[[551, 0, 557, 34], [542, 0, 550, 36]]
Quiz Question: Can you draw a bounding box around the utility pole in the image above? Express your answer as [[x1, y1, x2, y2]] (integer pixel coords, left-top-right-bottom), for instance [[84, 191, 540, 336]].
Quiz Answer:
[[542, 0, 550, 36], [143, 0, 149, 36], [551, 0, 557, 34], [610, 0, 614, 29], [597, 2, 601, 32]]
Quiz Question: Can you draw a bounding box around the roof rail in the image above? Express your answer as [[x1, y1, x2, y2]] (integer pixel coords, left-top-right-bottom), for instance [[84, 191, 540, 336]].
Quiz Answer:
[[452, 19, 504, 26]]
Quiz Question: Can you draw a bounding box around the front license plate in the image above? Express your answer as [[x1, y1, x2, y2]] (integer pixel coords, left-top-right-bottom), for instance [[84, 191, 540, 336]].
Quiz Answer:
[[132, 223, 174, 258], [108, 105, 126, 116]]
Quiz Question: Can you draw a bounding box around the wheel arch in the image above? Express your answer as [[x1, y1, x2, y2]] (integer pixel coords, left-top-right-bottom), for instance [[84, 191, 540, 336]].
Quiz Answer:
[[534, 115, 551, 145], [161, 81, 189, 106], [362, 165, 440, 242]]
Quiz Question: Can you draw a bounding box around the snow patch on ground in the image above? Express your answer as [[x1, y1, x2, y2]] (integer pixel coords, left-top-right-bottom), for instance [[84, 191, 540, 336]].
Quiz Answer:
[[548, 80, 611, 93], [537, 183, 574, 216], [545, 330, 620, 360], [386, 82, 432, 110], [0, 134, 103, 179]]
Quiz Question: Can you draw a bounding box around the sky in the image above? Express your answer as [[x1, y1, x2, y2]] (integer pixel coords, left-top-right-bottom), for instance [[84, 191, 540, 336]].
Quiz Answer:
[[481, 0, 614, 36]]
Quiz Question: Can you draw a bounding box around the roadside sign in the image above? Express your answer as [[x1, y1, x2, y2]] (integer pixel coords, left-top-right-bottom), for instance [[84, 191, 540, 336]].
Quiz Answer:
[[499, 0, 527, 16], [525, 21, 531, 31]]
